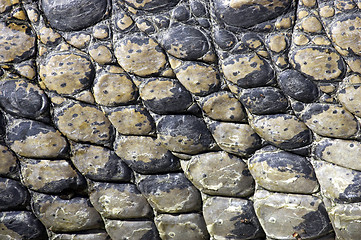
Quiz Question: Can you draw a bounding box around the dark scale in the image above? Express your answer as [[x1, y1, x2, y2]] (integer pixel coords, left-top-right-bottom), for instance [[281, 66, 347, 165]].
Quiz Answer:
[[1, 0, 360, 239]]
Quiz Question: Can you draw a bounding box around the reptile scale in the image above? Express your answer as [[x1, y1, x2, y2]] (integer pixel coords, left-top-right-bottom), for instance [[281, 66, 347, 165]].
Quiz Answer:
[[0, 0, 360, 239]]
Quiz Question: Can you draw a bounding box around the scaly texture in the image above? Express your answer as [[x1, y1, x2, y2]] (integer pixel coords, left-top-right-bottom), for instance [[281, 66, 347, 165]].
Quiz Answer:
[[1, 0, 361, 239]]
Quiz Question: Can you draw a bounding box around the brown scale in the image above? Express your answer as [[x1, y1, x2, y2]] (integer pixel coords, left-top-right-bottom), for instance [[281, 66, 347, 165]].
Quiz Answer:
[[24, 3, 98, 102], [309, 1, 361, 239], [209, 1, 338, 239], [210, 1, 312, 156], [290, 0, 346, 83], [0, 1, 37, 79], [290, 7, 361, 234], [289, 0, 361, 140], [2, 0, 361, 239], [93, 65, 139, 107], [106, 3, 215, 238], [118, 0, 224, 116], [317, 0, 361, 124], [111, 0, 174, 77], [118, 0, 216, 63]]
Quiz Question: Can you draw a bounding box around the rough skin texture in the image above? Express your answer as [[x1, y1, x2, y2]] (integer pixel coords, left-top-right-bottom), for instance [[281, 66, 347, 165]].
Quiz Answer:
[[1, 0, 361, 239]]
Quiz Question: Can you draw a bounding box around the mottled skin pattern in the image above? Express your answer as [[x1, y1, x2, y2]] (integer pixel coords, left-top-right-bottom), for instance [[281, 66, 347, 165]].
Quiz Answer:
[[0, 0, 361, 239]]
